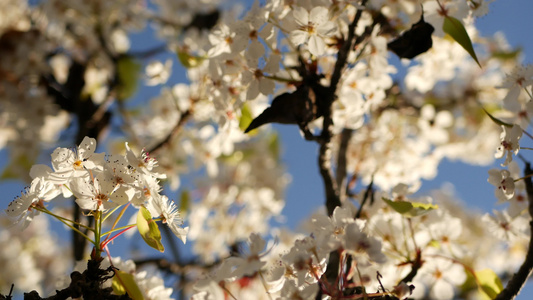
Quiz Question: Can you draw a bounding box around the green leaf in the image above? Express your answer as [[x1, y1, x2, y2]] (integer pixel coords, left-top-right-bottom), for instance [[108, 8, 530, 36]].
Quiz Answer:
[[116, 55, 141, 101], [268, 132, 280, 160], [180, 189, 190, 214], [177, 50, 206, 68], [239, 103, 254, 133], [427, 240, 441, 249], [137, 206, 165, 252], [382, 197, 438, 217], [492, 48, 522, 61], [1, 154, 34, 180], [443, 16, 481, 68], [482, 108, 513, 128], [112, 270, 144, 300], [476, 269, 503, 299], [461, 271, 482, 299]]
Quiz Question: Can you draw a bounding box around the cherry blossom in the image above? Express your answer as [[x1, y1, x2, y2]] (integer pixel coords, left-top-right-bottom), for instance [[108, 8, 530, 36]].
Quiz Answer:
[[495, 124, 522, 166], [146, 194, 189, 243], [488, 168, 516, 202], [289, 6, 336, 57]]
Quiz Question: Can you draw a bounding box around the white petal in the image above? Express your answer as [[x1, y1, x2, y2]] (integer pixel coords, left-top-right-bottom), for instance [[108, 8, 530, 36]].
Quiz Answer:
[[317, 21, 337, 37], [308, 35, 326, 56], [289, 30, 308, 46], [78, 136, 97, 159], [292, 6, 309, 27], [309, 7, 329, 25], [246, 79, 260, 100], [259, 78, 275, 96]]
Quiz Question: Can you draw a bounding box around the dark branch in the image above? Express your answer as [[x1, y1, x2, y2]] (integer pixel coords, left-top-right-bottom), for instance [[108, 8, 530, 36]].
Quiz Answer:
[[355, 178, 374, 219], [318, 0, 369, 216], [23, 258, 130, 300], [399, 248, 423, 284], [148, 109, 192, 154]]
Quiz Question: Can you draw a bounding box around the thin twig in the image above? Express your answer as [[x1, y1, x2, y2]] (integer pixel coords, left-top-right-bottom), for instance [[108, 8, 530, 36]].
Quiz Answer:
[[355, 178, 374, 219], [336, 128, 353, 203], [399, 248, 423, 284], [148, 109, 192, 154], [495, 162, 533, 300]]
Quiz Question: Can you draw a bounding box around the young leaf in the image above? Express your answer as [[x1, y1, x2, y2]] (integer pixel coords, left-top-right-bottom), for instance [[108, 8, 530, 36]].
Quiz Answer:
[[239, 103, 254, 132], [268, 132, 280, 160], [137, 206, 165, 252], [177, 50, 206, 68], [112, 270, 144, 300], [0, 154, 34, 180], [116, 55, 141, 101], [382, 197, 438, 217], [388, 13, 434, 59], [443, 16, 481, 68], [475, 269, 503, 299], [492, 48, 522, 61], [482, 108, 513, 128], [180, 189, 190, 214]]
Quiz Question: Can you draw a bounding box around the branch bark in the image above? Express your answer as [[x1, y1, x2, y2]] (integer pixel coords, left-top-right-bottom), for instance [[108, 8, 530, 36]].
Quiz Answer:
[[336, 128, 353, 203]]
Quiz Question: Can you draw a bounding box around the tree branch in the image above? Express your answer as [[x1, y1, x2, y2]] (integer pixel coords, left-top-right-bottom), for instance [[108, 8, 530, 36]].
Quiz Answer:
[[23, 258, 130, 300], [398, 248, 423, 284], [355, 178, 374, 219], [319, 0, 368, 216], [318, 4, 370, 297], [495, 163, 533, 300], [148, 109, 192, 154]]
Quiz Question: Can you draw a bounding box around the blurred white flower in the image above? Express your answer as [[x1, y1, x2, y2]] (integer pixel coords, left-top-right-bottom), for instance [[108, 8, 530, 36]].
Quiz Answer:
[[145, 59, 172, 86]]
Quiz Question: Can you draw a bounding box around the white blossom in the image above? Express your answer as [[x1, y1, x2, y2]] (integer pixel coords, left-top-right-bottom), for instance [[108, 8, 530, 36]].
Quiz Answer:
[[495, 124, 522, 166]]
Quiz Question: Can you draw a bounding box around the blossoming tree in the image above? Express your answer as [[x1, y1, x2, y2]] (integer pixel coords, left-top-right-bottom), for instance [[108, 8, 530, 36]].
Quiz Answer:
[[1, 0, 533, 299]]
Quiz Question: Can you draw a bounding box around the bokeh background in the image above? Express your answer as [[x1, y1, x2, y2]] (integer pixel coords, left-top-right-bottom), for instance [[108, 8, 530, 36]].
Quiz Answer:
[[2, 0, 533, 298]]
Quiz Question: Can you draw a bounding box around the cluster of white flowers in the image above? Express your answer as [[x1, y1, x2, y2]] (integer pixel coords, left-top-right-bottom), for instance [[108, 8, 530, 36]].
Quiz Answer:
[[4, 137, 188, 243], [0, 216, 70, 296], [190, 183, 528, 299]]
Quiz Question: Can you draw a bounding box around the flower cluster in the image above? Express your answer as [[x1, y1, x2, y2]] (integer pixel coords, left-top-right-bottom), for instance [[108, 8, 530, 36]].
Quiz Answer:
[[191, 184, 528, 299], [5, 137, 188, 243]]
